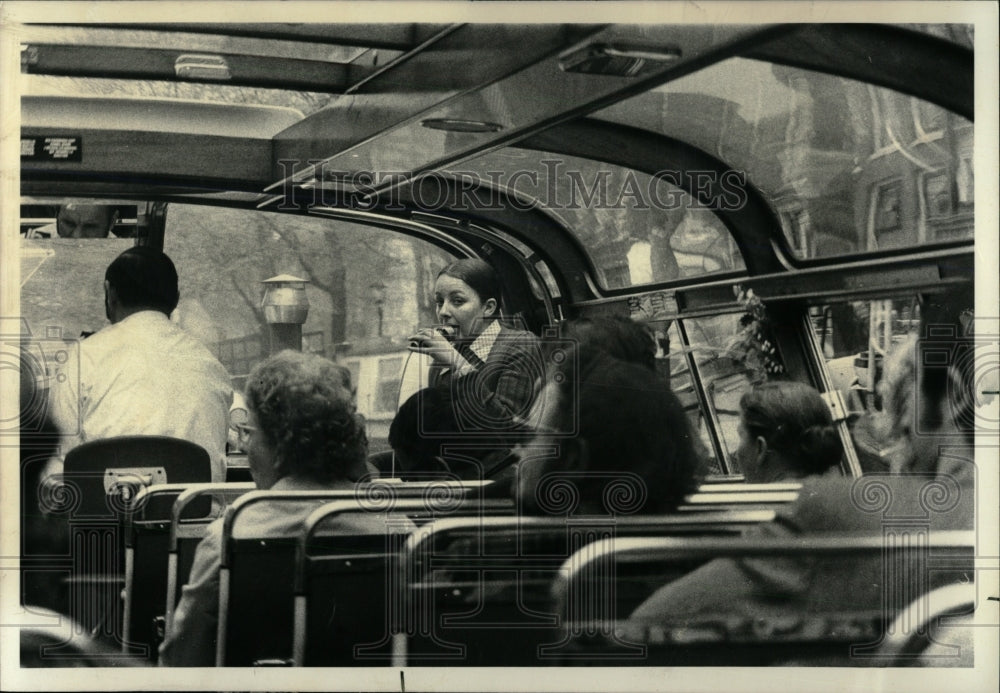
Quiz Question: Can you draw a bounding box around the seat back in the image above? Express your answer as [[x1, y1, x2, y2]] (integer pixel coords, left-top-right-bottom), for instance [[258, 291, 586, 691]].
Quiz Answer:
[[874, 582, 977, 666], [62, 436, 212, 517], [160, 483, 256, 642], [217, 492, 505, 666], [122, 483, 196, 660], [58, 436, 213, 650], [547, 532, 975, 666], [393, 510, 776, 666]]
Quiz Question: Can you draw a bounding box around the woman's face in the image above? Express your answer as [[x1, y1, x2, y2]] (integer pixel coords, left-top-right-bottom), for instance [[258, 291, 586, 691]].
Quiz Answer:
[[733, 415, 763, 481], [244, 409, 280, 489], [434, 273, 496, 339]]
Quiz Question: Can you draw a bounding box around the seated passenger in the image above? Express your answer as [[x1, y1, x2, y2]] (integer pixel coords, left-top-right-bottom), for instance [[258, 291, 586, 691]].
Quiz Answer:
[[390, 259, 543, 479], [515, 350, 700, 516], [159, 350, 405, 666], [629, 285, 975, 643], [734, 381, 843, 482], [552, 315, 657, 374], [386, 385, 516, 480]]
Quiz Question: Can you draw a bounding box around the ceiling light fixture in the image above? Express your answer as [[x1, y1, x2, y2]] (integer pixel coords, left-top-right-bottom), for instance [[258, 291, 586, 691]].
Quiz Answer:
[[420, 118, 503, 133], [559, 42, 682, 77]]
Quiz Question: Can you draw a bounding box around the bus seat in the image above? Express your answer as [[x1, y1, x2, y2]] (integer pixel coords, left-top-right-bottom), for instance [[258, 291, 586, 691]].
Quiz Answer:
[[546, 532, 974, 665], [20, 607, 142, 668], [125, 482, 254, 662], [61, 436, 213, 517], [874, 582, 976, 666], [292, 500, 460, 666], [216, 482, 504, 666], [55, 436, 213, 650], [392, 511, 776, 666]]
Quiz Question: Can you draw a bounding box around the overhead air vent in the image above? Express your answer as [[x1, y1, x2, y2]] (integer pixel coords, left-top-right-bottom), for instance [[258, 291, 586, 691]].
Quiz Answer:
[[558, 42, 682, 77], [175, 54, 231, 81]]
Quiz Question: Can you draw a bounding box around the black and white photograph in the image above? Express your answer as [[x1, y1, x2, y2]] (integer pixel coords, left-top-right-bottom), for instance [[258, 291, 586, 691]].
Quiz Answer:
[[1, 2, 997, 691]]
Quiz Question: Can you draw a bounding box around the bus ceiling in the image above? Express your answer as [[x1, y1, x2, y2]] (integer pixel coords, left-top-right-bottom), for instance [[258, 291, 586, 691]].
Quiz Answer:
[[20, 23, 974, 298]]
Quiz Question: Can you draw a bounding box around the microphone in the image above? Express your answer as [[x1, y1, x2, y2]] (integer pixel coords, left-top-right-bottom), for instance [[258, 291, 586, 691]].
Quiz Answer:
[[409, 325, 456, 349]]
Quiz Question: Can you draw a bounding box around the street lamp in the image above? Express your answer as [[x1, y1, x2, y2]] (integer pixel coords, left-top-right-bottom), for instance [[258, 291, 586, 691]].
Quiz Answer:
[[261, 274, 310, 354], [370, 281, 386, 338]]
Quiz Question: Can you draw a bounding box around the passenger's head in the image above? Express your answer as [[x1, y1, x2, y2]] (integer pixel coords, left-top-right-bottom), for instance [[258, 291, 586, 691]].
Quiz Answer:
[[389, 385, 515, 479], [242, 350, 366, 489], [553, 315, 657, 374], [104, 247, 180, 322], [388, 386, 458, 475], [735, 381, 843, 482], [56, 203, 116, 239], [883, 284, 976, 475], [434, 258, 501, 339], [516, 353, 699, 516]]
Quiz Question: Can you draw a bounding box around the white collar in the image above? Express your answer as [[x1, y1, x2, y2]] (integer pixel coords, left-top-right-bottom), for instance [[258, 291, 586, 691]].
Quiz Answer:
[[468, 319, 501, 362]]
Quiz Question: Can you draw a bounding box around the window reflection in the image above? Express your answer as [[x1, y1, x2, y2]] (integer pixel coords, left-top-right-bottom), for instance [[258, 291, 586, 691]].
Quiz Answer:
[[593, 58, 974, 259], [452, 150, 745, 290]]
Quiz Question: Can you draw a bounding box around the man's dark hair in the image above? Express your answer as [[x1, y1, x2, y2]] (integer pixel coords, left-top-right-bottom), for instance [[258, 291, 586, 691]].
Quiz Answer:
[[552, 315, 657, 374], [105, 247, 180, 315]]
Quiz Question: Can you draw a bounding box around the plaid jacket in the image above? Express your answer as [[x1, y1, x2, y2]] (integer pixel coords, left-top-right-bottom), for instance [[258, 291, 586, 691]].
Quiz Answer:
[[435, 324, 542, 431]]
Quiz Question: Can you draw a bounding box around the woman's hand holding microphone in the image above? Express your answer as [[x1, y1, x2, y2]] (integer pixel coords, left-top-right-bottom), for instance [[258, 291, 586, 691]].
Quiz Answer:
[[407, 325, 472, 373]]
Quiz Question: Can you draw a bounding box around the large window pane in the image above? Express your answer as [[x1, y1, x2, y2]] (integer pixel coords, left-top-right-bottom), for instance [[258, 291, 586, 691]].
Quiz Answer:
[[594, 57, 974, 259]]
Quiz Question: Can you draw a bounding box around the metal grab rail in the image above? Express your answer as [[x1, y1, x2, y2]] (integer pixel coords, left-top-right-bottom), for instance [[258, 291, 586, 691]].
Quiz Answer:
[[548, 531, 975, 663], [162, 483, 256, 642], [693, 482, 802, 493], [681, 491, 799, 505], [122, 482, 211, 654]]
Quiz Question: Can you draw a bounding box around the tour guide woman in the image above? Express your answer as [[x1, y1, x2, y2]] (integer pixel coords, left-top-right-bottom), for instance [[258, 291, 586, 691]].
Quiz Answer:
[[407, 258, 543, 432]]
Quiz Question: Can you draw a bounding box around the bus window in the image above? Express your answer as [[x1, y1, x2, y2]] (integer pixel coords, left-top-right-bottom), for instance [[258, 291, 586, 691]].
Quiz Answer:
[[454, 149, 745, 289], [594, 57, 974, 259], [810, 297, 921, 471], [655, 314, 753, 476], [161, 204, 457, 449], [660, 321, 719, 473], [677, 313, 753, 474]]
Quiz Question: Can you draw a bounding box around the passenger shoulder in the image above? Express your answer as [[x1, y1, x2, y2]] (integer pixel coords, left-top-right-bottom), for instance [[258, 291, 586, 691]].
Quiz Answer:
[[783, 474, 973, 533]]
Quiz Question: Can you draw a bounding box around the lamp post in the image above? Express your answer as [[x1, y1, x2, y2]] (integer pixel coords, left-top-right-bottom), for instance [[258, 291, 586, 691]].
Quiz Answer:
[[370, 281, 386, 338], [261, 274, 310, 355]]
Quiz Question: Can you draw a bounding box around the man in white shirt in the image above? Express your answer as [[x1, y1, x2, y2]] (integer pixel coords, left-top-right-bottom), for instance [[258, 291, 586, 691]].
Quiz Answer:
[[49, 247, 233, 481]]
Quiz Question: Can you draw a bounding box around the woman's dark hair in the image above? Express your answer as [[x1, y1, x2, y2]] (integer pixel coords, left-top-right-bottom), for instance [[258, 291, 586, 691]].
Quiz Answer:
[[547, 353, 700, 514], [918, 283, 974, 441], [554, 316, 656, 373], [740, 381, 843, 475], [437, 258, 501, 304], [245, 350, 367, 483], [104, 246, 180, 315]]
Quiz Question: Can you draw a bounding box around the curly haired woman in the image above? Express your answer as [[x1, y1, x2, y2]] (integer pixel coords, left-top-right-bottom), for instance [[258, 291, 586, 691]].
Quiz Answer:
[[160, 351, 403, 666]]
